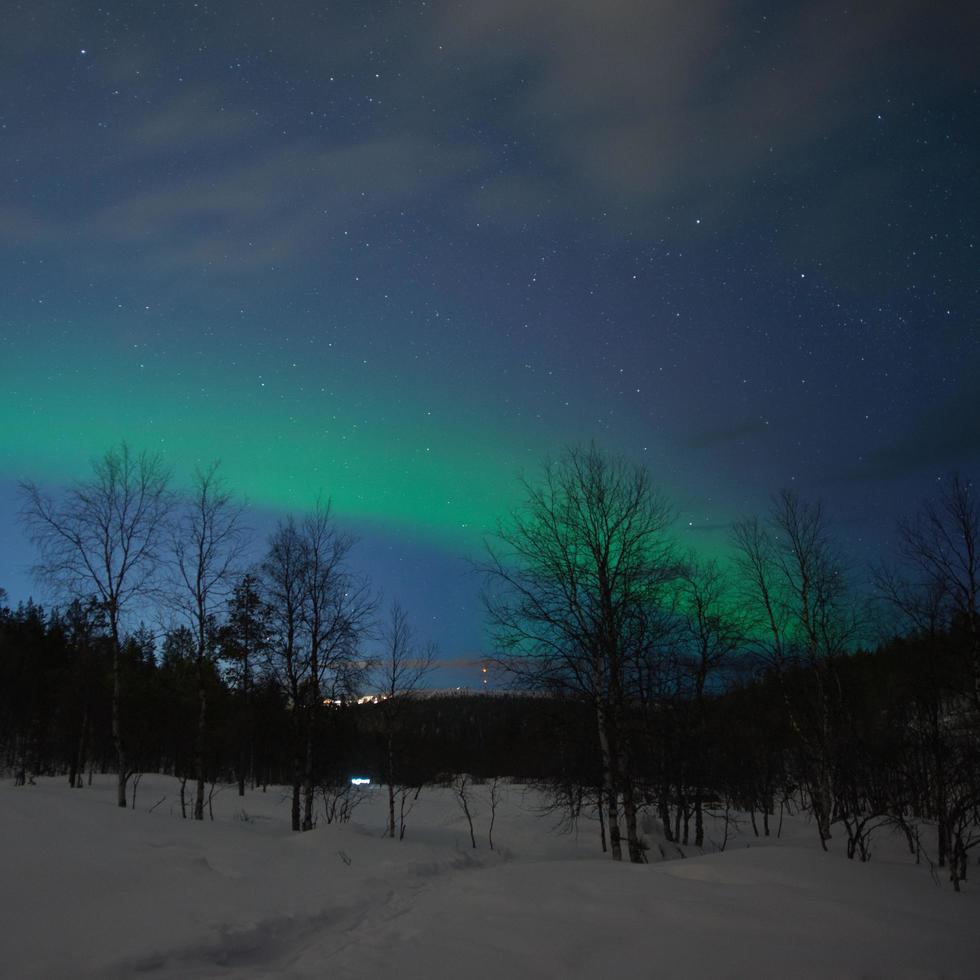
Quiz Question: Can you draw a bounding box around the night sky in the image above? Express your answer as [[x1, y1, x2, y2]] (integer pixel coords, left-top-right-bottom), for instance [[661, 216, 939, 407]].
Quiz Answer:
[[2, 2, 978, 681]]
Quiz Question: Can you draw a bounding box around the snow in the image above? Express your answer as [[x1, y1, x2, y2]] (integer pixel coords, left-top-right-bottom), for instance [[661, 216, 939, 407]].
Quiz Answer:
[[2, 775, 978, 979]]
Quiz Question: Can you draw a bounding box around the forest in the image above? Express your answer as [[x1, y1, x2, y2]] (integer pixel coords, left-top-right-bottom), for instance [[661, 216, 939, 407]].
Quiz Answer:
[[2, 444, 978, 890]]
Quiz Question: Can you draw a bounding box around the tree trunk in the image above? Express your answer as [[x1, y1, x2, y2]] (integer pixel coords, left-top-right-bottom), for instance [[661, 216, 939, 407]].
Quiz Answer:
[[302, 708, 315, 832], [111, 628, 128, 809], [72, 706, 89, 790], [812, 767, 833, 851], [194, 670, 207, 821], [386, 731, 397, 838], [292, 780, 302, 833], [237, 699, 246, 797], [292, 711, 304, 832], [595, 701, 622, 861], [621, 775, 645, 863], [659, 797, 674, 842], [239, 655, 251, 797], [68, 734, 79, 789], [597, 785, 607, 853]]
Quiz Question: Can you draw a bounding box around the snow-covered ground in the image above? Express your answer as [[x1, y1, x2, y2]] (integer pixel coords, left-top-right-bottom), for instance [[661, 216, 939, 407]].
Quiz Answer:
[[2, 775, 978, 979]]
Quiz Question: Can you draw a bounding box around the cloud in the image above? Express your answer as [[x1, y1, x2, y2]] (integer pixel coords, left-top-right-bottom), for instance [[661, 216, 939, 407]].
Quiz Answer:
[[4, 0, 977, 289], [17, 128, 484, 281], [428, 0, 977, 211], [125, 89, 255, 159]]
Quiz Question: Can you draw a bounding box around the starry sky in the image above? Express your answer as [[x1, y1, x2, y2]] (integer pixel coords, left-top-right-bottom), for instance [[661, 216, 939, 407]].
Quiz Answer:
[[2, 1, 978, 681]]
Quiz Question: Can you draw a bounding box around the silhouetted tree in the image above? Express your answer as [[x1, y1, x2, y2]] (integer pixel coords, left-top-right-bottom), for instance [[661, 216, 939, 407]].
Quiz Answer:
[[297, 502, 374, 831], [220, 573, 270, 795], [897, 474, 980, 715], [261, 517, 308, 831], [374, 601, 436, 838], [732, 491, 861, 848], [675, 555, 746, 845], [20, 443, 172, 806], [170, 462, 247, 820], [483, 444, 676, 863]]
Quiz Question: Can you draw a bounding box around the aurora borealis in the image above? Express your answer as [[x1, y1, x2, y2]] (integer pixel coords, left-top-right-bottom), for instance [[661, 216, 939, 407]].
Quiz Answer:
[[2, 2, 978, 677]]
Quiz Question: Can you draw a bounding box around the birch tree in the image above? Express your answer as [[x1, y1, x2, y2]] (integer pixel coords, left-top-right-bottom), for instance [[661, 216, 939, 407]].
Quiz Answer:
[[298, 502, 374, 831], [877, 472, 980, 875], [261, 517, 309, 832], [732, 491, 860, 849], [261, 506, 373, 832], [375, 601, 436, 839], [676, 555, 746, 846], [19, 443, 172, 807], [897, 474, 980, 715], [483, 445, 676, 863], [170, 463, 247, 820]]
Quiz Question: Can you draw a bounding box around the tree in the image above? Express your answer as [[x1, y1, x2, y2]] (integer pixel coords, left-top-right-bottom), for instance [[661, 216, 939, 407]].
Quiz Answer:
[[170, 462, 247, 820], [260, 517, 309, 831], [58, 598, 108, 788], [483, 444, 676, 862], [220, 573, 270, 796], [732, 490, 860, 848], [20, 443, 172, 807], [1, 599, 51, 785], [260, 505, 372, 832], [297, 502, 374, 831], [877, 473, 980, 877], [374, 601, 436, 839], [675, 555, 746, 846], [158, 626, 199, 801], [897, 474, 980, 715]]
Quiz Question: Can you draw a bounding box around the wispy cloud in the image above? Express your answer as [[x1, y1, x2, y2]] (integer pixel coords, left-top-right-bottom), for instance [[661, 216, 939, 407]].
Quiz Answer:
[[429, 0, 976, 211], [124, 88, 256, 159]]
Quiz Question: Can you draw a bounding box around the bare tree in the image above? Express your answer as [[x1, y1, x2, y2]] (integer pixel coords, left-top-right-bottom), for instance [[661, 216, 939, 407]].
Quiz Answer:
[[897, 474, 980, 715], [487, 776, 502, 850], [260, 517, 309, 832], [19, 443, 172, 807], [375, 601, 436, 838], [876, 473, 980, 873], [299, 502, 375, 831], [452, 773, 478, 849], [732, 490, 860, 849], [676, 555, 746, 847], [482, 444, 676, 862], [260, 505, 374, 832], [170, 463, 247, 820]]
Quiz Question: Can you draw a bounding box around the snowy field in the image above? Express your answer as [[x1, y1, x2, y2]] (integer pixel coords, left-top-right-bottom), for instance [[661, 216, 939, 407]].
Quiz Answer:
[[2, 775, 978, 979]]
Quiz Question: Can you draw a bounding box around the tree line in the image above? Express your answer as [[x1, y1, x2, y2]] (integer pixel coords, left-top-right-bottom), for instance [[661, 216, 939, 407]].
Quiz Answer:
[[482, 447, 979, 887], [3, 443, 979, 888]]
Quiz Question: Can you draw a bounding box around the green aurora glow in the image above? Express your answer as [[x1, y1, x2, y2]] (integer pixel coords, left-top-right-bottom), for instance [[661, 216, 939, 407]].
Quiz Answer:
[[3, 318, 741, 559]]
